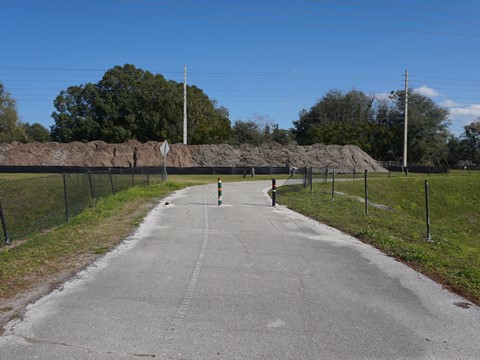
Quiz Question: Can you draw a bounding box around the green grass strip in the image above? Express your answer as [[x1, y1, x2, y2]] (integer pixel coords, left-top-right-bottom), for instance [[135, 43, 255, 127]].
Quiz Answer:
[[277, 173, 480, 305]]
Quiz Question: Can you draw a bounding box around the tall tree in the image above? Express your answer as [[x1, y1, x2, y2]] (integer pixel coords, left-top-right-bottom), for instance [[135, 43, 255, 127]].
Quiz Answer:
[[0, 82, 28, 143], [51, 64, 231, 144], [293, 89, 377, 151], [230, 114, 292, 146], [462, 119, 480, 164], [293, 88, 450, 162], [389, 90, 450, 163]]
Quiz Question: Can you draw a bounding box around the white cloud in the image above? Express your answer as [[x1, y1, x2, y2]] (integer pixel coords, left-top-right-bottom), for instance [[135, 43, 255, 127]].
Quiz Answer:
[[373, 92, 391, 101], [449, 104, 480, 118], [413, 86, 439, 97], [439, 99, 460, 108]]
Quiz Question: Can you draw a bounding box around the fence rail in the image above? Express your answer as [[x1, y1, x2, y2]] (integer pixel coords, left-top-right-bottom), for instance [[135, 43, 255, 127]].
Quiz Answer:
[[0, 166, 291, 175]]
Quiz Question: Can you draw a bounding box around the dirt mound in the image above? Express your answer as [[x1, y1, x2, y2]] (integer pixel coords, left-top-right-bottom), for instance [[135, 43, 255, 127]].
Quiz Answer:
[[0, 141, 386, 171]]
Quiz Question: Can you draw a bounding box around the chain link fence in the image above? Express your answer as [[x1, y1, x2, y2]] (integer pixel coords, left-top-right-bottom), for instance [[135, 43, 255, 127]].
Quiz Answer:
[[0, 169, 156, 245], [279, 165, 369, 193]]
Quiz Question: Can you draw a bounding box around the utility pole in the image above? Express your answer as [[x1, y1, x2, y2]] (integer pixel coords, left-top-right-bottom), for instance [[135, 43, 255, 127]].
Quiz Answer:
[[183, 65, 187, 145], [403, 69, 409, 170]]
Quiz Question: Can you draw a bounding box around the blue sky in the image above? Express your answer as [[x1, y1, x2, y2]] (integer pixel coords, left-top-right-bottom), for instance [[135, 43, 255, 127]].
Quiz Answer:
[[1, 0, 479, 137]]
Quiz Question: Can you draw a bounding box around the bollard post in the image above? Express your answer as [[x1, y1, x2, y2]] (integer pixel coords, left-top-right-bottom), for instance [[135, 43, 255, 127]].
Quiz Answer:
[[0, 201, 11, 245], [364, 169, 369, 215], [272, 178, 277, 207], [425, 180, 432, 241], [63, 173, 70, 221], [331, 168, 335, 202], [218, 178, 222, 206]]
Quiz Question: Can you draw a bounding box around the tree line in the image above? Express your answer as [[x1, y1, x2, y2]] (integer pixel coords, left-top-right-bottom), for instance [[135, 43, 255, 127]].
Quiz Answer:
[[1, 64, 479, 165], [0, 83, 51, 143]]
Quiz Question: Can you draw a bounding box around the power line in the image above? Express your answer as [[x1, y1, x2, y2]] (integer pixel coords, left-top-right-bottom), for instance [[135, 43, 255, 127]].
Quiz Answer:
[[5, 66, 480, 90], [308, 0, 480, 15], [115, 0, 480, 26], [1, 4, 480, 37], [410, 75, 480, 83], [409, 80, 480, 88]]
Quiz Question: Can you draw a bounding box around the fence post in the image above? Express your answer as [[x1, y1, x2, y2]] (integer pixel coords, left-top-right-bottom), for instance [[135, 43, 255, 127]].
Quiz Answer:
[[109, 168, 115, 195], [425, 180, 432, 241], [310, 168, 313, 193], [218, 178, 222, 206], [331, 168, 335, 202], [353, 165, 356, 180], [272, 178, 277, 207], [63, 173, 70, 221], [325, 166, 329, 182], [88, 171, 96, 200], [364, 169, 369, 215], [0, 201, 11, 245]]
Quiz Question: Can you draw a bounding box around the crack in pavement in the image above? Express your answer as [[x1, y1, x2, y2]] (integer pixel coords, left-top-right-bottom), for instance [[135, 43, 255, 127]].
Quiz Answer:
[[9, 334, 159, 358]]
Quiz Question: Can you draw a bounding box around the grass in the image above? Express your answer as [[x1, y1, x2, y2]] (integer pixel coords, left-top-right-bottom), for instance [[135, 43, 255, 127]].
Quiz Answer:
[[0, 173, 283, 305], [2, 169, 477, 318], [0, 181, 189, 301], [277, 171, 480, 305], [0, 173, 155, 243], [167, 174, 291, 183]]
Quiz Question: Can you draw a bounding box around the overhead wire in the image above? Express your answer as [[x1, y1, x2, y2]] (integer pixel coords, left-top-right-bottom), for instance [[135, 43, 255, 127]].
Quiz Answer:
[[3, 66, 480, 119], [114, 0, 480, 26], [307, 0, 480, 15], [0, 4, 479, 37]]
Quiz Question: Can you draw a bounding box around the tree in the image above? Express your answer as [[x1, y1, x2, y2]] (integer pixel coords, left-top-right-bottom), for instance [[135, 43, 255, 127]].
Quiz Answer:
[[23, 123, 51, 143], [293, 88, 450, 162], [231, 120, 263, 146], [293, 89, 375, 147], [270, 125, 295, 145], [0, 82, 28, 143], [388, 90, 450, 163], [51, 64, 232, 144], [462, 119, 480, 164], [230, 114, 292, 146]]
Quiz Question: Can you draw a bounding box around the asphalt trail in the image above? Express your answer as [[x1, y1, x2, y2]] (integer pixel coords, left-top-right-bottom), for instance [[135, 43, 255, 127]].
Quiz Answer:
[[1, 181, 479, 359]]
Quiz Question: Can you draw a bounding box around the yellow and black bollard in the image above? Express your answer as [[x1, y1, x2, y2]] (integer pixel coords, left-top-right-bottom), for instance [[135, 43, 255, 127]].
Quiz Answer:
[[218, 178, 222, 206]]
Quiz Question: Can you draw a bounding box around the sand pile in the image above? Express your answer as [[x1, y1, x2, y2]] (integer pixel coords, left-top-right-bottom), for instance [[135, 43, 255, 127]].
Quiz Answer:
[[0, 141, 385, 171]]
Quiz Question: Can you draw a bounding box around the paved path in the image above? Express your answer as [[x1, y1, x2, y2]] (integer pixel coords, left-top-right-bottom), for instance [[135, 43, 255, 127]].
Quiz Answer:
[[1, 181, 479, 359]]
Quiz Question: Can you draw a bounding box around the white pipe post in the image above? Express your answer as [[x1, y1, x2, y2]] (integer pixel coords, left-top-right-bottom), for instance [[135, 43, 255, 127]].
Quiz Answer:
[[403, 69, 409, 170]]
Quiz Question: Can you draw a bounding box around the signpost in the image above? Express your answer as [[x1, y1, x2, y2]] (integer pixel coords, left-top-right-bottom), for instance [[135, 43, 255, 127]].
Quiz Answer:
[[160, 140, 170, 181]]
